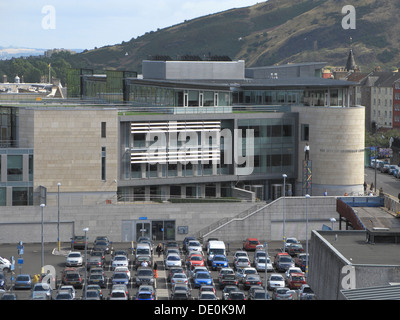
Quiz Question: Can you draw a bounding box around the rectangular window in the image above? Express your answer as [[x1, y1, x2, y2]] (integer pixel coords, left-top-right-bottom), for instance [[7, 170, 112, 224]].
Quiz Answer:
[[101, 122, 106, 138], [7, 155, 23, 181], [301, 124, 309, 141], [101, 147, 106, 181]]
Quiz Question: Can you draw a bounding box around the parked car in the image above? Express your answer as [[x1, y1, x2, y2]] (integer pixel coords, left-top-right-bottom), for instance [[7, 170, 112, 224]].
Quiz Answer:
[[211, 255, 229, 270], [83, 289, 101, 300], [93, 240, 111, 254], [274, 252, 295, 272], [138, 284, 157, 299], [267, 273, 285, 290], [86, 255, 103, 269], [136, 290, 155, 300], [135, 267, 155, 287], [186, 254, 205, 269], [0, 257, 11, 272], [299, 284, 315, 300], [182, 237, 196, 252], [236, 267, 258, 283], [287, 243, 304, 256], [389, 165, 399, 175], [284, 237, 299, 251], [227, 290, 246, 300], [243, 238, 261, 251], [380, 164, 390, 173], [165, 253, 182, 269], [14, 274, 33, 289], [193, 271, 212, 288], [295, 253, 309, 272], [0, 272, 6, 290], [287, 272, 307, 290], [233, 250, 248, 262], [62, 269, 83, 288], [187, 240, 202, 253], [109, 289, 129, 300], [88, 273, 107, 288], [86, 284, 103, 299], [54, 290, 74, 300], [70, 235, 87, 250], [168, 267, 185, 282], [90, 249, 106, 265], [111, 255, 129, 269], [113, 266, 131, 279], [31, 282, 52, 299], [65, 251, 83, 267], [198, 292, 218, 300], [170, 273, 189, 286], [218, 273, 238, 289], [222, 285, 239, 300], [272, 287, 294, 300], [234, 256, 251, 270], [58, 285, 76, 299], [242, 274, 262, 290], [248, 286, 269, 300], [171, 283, 190, 298], [170, 290, 191, 300]]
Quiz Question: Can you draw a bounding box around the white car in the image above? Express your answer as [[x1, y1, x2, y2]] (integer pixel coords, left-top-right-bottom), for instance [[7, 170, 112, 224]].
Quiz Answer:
[[0, 256, 11, 272], [284, 238, 299, 251], [234, 256, 251, 270], [165, 253, 182, 269], [66, 251, 83, 267], [111, 255, 129, 269], [236, 267, 257, 282], [58, 285, 76, 299], [187, 240, 202, 253], [254, 256, 273, 272], [285, 267, 304, 279], [109, 289, 129, 300], [267, 273, 285, 290], [114, 266, 131, 279]]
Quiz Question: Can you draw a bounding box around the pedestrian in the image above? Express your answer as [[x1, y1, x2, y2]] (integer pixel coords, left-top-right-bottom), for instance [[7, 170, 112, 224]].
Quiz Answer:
[[156, 243, 162, 257], [398, 192, 400, 202], [379, 187, 384, 197], [323, 190, 328, 196], [141, 260, 148, 268], [370, 182, 374, 191], [153, 261, 158, 278], [304, 143, 310, 161], [363, 181, 367, 193]]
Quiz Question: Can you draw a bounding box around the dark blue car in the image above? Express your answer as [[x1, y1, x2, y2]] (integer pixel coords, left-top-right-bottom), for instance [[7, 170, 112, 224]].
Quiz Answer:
[[112, 272, 130, 286]]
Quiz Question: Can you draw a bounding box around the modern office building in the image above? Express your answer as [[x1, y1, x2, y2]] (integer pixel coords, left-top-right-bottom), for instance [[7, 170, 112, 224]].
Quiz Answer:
[[0, 60, 365, 208]]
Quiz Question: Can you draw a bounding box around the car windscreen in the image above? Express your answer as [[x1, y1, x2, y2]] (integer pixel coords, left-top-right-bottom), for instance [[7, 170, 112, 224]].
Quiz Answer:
[[214, 256, 226, 261], [197, 273, 210, 279], [210, 249, 224, 255], [279, 257, 293, 263], [137, 248, 150, 255], [138, 269, 153, 276], [167, 255, 180, 261]]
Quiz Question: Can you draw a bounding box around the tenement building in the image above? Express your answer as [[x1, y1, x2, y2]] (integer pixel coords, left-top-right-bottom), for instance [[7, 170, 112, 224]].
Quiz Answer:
[[0, 60, 365, 207]]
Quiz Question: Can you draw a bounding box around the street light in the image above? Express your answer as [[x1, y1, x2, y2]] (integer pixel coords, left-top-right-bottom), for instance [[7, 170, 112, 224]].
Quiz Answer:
[[330, 217, 337, 230], [83, 227, 89, 300], [57, 182, 61, 252], [282, 173, 287, 252], [40, 203, 46, 272], [305, 194, 310, 279]]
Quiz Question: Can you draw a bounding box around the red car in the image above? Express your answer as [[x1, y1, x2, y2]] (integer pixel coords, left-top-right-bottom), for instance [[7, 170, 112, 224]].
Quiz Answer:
[[186, 254, 205, 269], [243, 238, 261, 251], [287, 272, 307, 290]]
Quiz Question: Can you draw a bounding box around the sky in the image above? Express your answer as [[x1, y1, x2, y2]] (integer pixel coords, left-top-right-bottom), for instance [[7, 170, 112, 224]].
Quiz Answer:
[[0, 0, 262, 50]]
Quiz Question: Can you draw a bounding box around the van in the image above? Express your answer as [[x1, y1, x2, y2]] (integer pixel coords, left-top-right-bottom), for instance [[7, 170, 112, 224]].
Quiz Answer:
[[135, 243, 151, 259], [206, 241, 226, 266]]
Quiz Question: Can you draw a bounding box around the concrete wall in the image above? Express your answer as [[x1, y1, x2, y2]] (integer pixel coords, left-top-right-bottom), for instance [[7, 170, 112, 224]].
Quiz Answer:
[[293, 105, 365, 196], [0, 196, 338, 245]]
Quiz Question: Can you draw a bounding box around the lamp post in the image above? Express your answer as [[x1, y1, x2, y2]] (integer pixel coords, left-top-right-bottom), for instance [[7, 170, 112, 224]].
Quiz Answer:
[[57, 182, 61, 252], [282, 173, 287, 252], [83, 227, 89, 300], [40, 203, 46, 272], [330, 217, 336, 230], [305, 194, 310, 279]]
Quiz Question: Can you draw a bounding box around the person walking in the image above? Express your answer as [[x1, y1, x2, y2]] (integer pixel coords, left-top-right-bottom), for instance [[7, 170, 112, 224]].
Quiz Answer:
[[156, 243, 163, 257], [153, 261, 158, 279]]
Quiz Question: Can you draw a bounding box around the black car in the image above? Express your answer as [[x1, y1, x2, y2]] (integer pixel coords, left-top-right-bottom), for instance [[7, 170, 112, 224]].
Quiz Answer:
[[86, 256, 103, 269], [93, 241, 111, 254], [222, 285, 239, 300], [88, 274, 107, 288], [228, 291, 246, 300]]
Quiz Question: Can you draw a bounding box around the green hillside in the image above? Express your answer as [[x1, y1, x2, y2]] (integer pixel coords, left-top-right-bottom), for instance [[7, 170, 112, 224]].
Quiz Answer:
[[2, 0, 400, 85]]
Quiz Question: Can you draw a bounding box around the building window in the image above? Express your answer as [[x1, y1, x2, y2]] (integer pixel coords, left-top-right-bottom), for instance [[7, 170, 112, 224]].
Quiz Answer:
[[301, 124, 309, 141], [101, 122, 106, 138], [7, 155, 23, 181], [101, 147, 106, 181]]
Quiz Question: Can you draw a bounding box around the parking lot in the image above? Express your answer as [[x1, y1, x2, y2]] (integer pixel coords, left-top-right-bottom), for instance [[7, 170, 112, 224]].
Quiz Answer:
[[0, 239, 310, 300]]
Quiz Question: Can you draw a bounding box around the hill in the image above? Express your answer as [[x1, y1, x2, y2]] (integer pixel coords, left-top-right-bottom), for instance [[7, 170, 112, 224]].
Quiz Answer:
[[2, 0, 400, 84]]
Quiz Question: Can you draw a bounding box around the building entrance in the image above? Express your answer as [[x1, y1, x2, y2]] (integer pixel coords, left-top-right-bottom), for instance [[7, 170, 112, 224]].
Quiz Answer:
[[121, 219, 176, 242]]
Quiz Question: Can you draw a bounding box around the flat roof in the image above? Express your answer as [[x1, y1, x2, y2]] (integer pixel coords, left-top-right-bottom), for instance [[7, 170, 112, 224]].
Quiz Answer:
[[318, 207, 400, 266]]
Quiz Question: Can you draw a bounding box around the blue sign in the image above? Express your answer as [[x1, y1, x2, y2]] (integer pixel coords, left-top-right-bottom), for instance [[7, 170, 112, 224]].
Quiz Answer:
[[17, 258, 23, 265], [139, 217, 147, 220]]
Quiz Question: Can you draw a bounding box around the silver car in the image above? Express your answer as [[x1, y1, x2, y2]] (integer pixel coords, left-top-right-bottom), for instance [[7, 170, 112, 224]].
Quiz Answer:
[[31, 283, 52, 299]]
